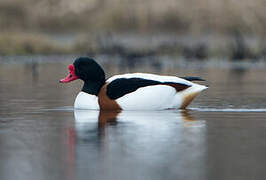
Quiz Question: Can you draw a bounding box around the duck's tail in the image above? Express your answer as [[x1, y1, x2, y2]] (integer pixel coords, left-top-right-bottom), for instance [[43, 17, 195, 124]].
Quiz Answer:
[[180, 83, 208, 109]]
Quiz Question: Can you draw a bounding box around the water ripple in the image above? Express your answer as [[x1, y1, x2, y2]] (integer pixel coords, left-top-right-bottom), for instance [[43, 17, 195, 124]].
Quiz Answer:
[[190, 108, 266, 112]]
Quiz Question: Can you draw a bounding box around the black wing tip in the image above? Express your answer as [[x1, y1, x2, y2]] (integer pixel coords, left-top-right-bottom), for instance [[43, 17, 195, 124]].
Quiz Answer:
[[181, 76, 206, 81]]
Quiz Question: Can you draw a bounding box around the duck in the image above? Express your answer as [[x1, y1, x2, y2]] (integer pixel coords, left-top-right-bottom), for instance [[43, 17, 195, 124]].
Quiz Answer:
[[60, 57, 207, 110]]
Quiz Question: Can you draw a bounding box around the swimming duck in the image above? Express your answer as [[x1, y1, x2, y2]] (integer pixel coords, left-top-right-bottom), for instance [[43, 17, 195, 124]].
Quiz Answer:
[[60, 57, 207, 110]]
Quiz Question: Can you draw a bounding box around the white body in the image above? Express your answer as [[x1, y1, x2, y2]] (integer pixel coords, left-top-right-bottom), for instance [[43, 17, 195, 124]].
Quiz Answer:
[[74, 73, 207, 110], [74, 92, 99, 110]]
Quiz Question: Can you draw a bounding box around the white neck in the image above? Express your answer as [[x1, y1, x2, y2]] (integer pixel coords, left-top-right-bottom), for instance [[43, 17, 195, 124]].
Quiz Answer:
[[74, 92, 99, 110]]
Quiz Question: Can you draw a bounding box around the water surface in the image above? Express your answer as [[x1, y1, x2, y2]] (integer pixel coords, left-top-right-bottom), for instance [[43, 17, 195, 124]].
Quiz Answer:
[[1, 56, 266, 180]]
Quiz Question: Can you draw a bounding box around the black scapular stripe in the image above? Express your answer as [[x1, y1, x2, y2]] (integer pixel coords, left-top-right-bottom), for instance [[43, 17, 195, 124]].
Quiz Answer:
[[106, 78, 190, 99], [180, 76, 205, 81]]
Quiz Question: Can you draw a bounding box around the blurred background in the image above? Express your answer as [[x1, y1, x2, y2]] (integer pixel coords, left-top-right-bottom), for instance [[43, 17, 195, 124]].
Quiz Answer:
[[0, 0, 266, 60], [2, 2, 266, 180]]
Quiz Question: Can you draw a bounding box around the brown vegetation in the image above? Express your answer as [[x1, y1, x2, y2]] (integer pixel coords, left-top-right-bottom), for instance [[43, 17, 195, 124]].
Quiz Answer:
[[0, 0, 266, 58], [0, 32, 70, 55], [1, 0, 266, 34]]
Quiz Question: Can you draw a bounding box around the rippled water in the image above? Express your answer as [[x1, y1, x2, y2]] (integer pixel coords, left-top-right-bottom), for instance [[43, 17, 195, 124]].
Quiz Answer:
[[1, 56, 266, 180]]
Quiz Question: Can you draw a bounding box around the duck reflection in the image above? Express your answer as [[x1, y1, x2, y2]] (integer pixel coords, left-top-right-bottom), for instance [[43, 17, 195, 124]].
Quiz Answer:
[[74, 109, 203, 137], [73, 110, 207, 180], [74, 109, 195, 123], [74, 109, 198, 137], [98, 110, 121, 127]]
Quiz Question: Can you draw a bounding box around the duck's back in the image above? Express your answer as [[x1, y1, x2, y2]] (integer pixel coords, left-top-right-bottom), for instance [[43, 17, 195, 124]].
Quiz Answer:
[[97, 73, 206, 110]]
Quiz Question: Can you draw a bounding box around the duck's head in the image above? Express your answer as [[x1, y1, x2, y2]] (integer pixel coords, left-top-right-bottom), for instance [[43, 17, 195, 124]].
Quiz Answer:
[[60, 57, 106, 94], [60, 57, 105, 83]]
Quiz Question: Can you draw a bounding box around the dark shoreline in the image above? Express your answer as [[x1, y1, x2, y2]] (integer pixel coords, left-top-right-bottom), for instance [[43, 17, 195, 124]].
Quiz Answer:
[[1, 32, 266, 61], [1, 54, 266, 71]]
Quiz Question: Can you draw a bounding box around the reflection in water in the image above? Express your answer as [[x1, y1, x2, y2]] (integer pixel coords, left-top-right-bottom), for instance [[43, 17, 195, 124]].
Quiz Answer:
[[0, 112, 76, 180], [74, 110, 207, 180], [98, 110, 121, 127], [23, 62, 40, 83]]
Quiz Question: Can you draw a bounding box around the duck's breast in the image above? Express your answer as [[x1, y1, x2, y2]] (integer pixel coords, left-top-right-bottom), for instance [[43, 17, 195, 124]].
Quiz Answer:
[[74, 92, 99, 110], [98, 83, 122, 110]]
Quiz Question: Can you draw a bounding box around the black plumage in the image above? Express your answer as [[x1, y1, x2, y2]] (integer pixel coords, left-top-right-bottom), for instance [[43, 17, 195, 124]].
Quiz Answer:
[[106, 78, 190, 99]]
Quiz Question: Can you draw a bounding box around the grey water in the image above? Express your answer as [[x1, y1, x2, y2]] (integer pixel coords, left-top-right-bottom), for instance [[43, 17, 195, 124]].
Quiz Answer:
[[1, 55, 266, 180]]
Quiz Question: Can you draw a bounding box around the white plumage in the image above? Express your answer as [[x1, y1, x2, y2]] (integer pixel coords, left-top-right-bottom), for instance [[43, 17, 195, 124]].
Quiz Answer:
[[74, 92, 99, 110], [74, 73, 207, 110]]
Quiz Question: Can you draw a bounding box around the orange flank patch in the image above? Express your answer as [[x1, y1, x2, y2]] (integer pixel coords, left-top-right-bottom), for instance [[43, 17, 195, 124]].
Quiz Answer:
[[98, 83, 122, 110], [180, 92, 199, 109]]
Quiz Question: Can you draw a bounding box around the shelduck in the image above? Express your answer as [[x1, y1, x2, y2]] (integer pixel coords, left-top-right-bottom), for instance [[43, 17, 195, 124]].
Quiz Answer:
[[60, 57, 207, 110]]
